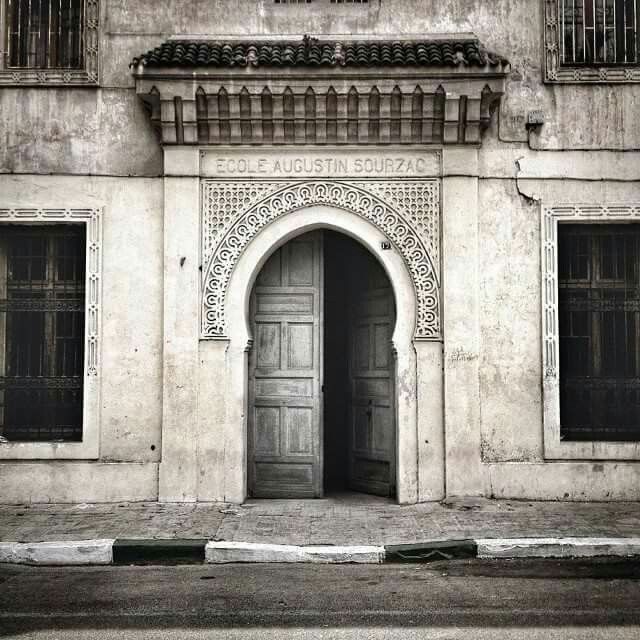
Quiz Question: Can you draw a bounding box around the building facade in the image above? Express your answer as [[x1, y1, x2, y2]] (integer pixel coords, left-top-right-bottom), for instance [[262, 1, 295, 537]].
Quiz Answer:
[[0, 0, 639, 503]]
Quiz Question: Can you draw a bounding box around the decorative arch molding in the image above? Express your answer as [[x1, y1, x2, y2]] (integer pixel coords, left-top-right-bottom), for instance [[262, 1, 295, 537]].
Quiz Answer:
[[201, 180, 440, 341]]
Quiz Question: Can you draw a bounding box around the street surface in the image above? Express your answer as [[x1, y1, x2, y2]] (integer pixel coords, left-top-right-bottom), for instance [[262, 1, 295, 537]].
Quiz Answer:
[[1, 559, 639, 639]]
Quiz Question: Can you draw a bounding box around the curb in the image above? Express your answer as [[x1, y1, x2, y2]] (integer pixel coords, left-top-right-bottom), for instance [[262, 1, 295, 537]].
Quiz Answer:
[[0, 540, 114, 566], [205, 541, 385, 564], [385, 539, 477, 563], [476, 537, 640, 559], [113, 539, 207, 565], [2, 537, 640, 566]]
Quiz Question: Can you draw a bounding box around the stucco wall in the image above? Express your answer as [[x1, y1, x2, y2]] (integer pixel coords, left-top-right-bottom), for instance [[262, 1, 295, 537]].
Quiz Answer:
[[0, 175, 163, 501], [475, 147, 640, 478], [478, 177, 543, 463]]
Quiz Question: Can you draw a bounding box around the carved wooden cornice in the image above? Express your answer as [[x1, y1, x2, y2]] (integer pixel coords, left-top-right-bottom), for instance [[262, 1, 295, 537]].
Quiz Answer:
[[132, 37, 509, 146]]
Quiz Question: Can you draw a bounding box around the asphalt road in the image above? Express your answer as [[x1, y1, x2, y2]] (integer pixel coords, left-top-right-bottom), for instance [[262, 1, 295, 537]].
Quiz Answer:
[[1, 559, 639, 639]]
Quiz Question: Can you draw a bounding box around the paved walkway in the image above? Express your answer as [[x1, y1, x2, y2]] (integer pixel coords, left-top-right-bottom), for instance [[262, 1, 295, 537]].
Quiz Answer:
[[1, 495, 640, 545]]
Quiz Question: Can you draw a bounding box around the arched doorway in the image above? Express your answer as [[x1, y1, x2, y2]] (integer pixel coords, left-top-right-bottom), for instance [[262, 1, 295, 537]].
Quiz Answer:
[[247, 230, 396, 499], [221, 204, 425, 505]]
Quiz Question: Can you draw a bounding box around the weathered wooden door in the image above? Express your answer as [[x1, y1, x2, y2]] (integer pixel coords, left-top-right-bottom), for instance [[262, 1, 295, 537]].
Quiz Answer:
[[347, 249, 396, 497], [248, 232, 323, 498]]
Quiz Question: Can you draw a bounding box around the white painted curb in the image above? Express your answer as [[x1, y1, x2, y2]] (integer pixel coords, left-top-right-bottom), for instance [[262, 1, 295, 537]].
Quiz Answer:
[[476, 537, 640, 559], [0, 539, 114, 565], [205, 541, 385, 564]]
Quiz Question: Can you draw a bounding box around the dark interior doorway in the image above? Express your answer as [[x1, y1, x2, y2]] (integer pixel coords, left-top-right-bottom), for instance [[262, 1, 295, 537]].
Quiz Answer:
[[323, 231, 352, 493], [323, 231, 396, 497]]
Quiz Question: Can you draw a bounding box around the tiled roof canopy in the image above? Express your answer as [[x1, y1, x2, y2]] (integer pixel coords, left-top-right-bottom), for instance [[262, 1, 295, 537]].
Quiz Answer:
[[132, 36, 509, 146], [131, 38, 507, 69]]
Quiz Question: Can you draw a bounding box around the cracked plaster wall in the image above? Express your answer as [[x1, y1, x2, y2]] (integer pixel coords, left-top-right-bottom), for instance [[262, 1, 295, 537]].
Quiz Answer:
[[2, 0, 639, 176]]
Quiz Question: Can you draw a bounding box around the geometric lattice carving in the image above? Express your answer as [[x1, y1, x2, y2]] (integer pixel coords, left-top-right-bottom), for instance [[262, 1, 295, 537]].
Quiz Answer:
[[363, 181, 440, 280], [0, 207, 102, 376], [201, 182, 284, 271], [0, 1, 101, 86], [202, 180, 440, 340]]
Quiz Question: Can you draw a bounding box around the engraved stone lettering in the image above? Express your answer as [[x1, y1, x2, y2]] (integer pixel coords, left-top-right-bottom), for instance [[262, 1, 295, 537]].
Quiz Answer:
[[201, 151, 440, 178]]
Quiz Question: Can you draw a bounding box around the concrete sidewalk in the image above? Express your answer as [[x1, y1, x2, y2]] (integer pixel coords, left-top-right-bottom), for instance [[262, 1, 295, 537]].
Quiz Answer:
[[1, 495, 640, 564]]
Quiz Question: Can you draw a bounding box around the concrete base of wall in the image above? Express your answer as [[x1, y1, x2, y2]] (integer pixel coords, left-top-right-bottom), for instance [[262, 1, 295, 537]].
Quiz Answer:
[[486, 462, 640, 501], [0, 463, 158, 503]]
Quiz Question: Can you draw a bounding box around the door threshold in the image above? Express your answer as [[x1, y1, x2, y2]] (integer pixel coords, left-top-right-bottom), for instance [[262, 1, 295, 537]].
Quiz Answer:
[[245, 491, 396, 505]]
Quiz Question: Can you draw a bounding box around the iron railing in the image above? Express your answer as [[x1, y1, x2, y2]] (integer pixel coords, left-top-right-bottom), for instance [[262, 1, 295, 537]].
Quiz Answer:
[[6, 0, 84, 69], [560, 0, 639, 64], [558, 224, 640, 441], [0, 225, 85, 442]]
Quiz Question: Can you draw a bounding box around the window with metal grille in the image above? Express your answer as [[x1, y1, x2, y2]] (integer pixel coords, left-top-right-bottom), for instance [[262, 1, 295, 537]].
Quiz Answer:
[[558, 224, 640, 441], [0, 225, 85, 442], [559, 0, 639, 65], [5, 0, 85, 69]]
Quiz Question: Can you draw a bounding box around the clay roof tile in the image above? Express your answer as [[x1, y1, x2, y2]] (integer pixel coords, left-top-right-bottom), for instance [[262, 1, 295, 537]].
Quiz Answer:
[[131, 37, 507, 70]]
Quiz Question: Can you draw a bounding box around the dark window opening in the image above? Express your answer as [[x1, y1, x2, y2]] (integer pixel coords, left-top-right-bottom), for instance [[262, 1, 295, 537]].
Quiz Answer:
[[6, 0, 85, 69], [559, 223, 640, 441], [0, 225, 85, 442], [560, 0, 639, 65]]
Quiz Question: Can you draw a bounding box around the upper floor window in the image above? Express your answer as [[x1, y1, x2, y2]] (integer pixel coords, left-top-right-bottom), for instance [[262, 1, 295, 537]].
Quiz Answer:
[[560, 0, 638, 65], [6, 0, 84, 69], [545, 0, 640, 81], [0, 0, 99, 85]]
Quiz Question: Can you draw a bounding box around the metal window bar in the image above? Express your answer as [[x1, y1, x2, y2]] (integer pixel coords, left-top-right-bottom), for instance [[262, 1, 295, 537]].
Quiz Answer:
[[6, 0, 84, 69], [0, 225, 85, 442], [558, 224, 640, 442], [559, 0, 639, 64]]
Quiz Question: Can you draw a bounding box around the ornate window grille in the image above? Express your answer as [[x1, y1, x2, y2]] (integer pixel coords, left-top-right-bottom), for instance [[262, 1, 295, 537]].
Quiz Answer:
[[5, 0, 84, 69], [0, 0, 99, 85], [558, 223, 640, 441], [545, 0, 640, 81], [0, 225, 85, 442], [559, 0, 639, 65]]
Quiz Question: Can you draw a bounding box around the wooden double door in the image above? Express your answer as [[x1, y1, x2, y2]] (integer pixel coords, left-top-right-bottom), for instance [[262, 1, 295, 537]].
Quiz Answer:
[[248, 231, 396, 498]]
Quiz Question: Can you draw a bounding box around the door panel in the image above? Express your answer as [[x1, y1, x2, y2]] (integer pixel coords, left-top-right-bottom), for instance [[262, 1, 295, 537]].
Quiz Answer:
[[248, 232, 323, 498], [348, 250, 396, 497]]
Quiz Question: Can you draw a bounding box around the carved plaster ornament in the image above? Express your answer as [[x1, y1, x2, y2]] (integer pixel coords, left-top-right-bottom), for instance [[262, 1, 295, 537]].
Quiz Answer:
[[0, 208, 102, 375], [201, 180, 441, 341]]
